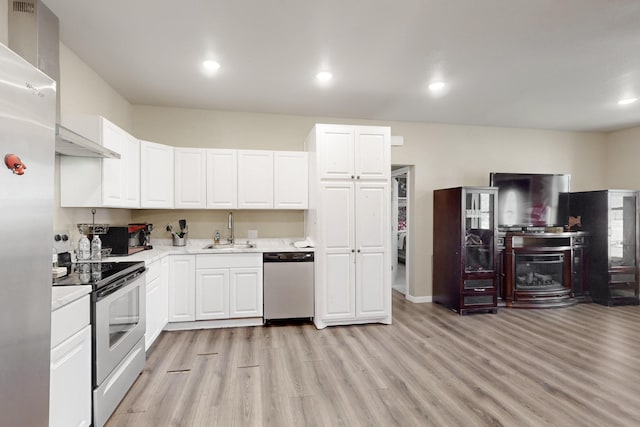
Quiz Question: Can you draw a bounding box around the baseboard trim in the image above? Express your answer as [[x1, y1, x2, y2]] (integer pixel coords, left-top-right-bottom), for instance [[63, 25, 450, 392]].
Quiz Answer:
[[406, 294, 432, 304]]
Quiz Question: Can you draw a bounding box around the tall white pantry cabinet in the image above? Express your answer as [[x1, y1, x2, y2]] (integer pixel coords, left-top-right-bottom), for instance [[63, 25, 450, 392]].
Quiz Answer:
[[305, 124, 392, 329]]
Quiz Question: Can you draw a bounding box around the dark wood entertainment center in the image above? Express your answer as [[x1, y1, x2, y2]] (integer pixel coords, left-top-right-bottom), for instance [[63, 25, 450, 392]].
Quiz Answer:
[[433, 179, 640, 315]]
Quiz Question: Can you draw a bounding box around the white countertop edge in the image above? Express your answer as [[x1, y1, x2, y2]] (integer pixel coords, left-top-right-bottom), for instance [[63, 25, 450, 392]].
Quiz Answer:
[[112, 238, 315, 265], [51, 286, 92, 312]]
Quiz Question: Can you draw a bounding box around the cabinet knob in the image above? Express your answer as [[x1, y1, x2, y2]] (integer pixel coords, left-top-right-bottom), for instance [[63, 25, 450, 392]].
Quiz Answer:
[[357, 249, 361, 253], [351, 249, 355, 253], [351, 175, 355, 179]]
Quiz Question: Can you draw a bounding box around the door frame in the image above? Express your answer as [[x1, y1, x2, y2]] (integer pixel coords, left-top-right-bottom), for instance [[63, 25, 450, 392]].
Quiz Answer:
[[391, 166, 411, 298]]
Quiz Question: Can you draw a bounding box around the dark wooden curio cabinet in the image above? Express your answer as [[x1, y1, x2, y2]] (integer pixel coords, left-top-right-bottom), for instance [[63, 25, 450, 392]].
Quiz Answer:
[[569, 190, 639, 306], [433, 186, 498, 314]]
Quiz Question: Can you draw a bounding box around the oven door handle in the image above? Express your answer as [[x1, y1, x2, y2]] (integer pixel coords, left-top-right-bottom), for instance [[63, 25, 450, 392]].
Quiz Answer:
[[96, 269, 145, 299]]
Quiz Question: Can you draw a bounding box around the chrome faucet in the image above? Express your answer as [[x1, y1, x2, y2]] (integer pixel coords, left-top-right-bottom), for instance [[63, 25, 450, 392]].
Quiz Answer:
[[227, 211, 234, 244]]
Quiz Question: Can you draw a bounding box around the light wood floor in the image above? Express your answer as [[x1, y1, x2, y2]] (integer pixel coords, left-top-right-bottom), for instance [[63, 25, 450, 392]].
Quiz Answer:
[[107, 293, 640, 426]]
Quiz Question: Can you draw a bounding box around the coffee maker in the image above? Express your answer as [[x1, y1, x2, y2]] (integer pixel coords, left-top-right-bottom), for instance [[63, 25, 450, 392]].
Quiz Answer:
[[100, 223, 153, 256]]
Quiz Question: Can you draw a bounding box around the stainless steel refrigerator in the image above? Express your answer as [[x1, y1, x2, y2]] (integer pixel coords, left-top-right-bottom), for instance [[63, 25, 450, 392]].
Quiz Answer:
[[0, 42, 56, 426]]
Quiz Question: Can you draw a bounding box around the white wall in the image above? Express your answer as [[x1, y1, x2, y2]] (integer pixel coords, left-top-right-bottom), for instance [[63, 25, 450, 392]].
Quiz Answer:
[[605, 125, 640, 189]]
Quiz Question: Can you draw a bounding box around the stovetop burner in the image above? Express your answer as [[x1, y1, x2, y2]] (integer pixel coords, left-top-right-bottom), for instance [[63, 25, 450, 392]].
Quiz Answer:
[[52, 261, 145, 290]]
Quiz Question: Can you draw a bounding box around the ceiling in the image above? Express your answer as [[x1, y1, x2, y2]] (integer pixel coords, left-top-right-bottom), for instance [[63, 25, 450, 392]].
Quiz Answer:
[[42, 0, 640, 132]]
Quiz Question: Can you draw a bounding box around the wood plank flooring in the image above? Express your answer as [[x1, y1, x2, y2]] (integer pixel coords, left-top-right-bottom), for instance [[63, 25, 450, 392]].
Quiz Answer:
[[107, 293, 640, 426]]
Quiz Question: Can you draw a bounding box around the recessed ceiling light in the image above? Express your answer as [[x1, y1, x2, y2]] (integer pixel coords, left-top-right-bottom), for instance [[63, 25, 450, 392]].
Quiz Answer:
[[618, 97, 638, 105], [316, 71, 333, 82], [202, 60, 220, 74], [428, 81, 446, 92]]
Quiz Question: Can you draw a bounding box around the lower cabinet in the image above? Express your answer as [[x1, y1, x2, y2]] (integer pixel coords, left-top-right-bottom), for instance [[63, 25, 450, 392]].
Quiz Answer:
[[168, 253, 263, 323], [195, 253, 263, 320], [145, 257, 169, 350], [50, 295, 92, 427]]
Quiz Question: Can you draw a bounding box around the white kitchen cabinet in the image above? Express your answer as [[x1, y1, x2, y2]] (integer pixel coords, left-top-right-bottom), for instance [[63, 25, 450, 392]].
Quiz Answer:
[[206, 149, 238, 209], [195, 268, 229, 319], [316, 124, 389, 181], [145, 257, 169, 350], [50, 295, 92, 427], [174, 148, 207, 209], [169, 255, 196, 322], [305, 124, 391, 329], [195, 253, 263, 320], [140, 140, 174, 208], [274, 151, 308, 209], [237, 150, 274, 209], [60, 116, 140, 208]]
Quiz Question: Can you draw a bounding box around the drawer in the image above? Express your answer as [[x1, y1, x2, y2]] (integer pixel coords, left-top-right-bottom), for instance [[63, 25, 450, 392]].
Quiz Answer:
[[146, 260, 161, 282], [462, 294, 496, 307], [609, 282, 638, 299], [196, 253, 262, 269], [463, 278, 494, 291], [51, 294, 90, 349]]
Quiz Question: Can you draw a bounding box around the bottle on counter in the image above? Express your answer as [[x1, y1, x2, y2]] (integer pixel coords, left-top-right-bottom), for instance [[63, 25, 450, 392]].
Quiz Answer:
[[91, 234, 102, 261], [52, 247, 58, 268], [77, 234, 90, 261]]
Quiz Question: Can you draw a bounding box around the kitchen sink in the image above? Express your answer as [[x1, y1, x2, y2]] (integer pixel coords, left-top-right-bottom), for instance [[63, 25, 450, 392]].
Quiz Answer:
[[202, 243, 256, 250]]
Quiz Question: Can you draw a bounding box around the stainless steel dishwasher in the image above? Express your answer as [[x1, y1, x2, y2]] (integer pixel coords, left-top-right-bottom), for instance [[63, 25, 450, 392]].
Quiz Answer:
[[263, 251, 314, 322]]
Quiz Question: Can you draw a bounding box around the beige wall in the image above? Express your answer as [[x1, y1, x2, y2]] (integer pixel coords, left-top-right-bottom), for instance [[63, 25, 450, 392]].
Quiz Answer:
[[0, 0, 7, 45], [605, 125, 640, 189], [132, 106, 609, 298], [55, 43, 134, 241], [56, 42, 618, 300]]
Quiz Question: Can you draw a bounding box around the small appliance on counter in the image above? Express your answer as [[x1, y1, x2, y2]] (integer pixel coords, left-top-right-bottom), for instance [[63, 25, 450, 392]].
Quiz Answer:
[[99, 223, 153, 256]]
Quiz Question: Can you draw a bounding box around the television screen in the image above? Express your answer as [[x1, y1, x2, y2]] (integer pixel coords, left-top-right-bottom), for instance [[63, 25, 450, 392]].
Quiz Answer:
[[489, 173, 570, 229]]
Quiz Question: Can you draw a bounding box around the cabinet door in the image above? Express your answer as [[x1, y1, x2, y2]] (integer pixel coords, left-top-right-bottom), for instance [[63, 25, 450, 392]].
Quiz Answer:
[[237, 150, 274, 209], [101, 119, 125, 206], [140, 140, 174, 208], [195, 268, 229, 320], [123, 131, 141, 208], [354, 126, 390, 181], [319, 182, 356, 320], [274, 151, 308, 209], [50, 326, 92, 427], [169, 255, 196, 322], [229, 267, 263, 318], [317, 125, 355, 180], [355, 182, 390, 318], [145, 273, 161, 350], [160, 256, 170, 328], [174, 148, 207, 209], [206, 149, 238, 209]]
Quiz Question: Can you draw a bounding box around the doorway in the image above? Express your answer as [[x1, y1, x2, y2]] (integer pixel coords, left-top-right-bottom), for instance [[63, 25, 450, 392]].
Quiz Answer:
[[392, 166, 411, 296]]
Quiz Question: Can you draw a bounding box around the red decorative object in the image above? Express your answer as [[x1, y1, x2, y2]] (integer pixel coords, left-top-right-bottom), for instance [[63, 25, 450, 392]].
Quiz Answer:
[[4, 153, 27, 175]]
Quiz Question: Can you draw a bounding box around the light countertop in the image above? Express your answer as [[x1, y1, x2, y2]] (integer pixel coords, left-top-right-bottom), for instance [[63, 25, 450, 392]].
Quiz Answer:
[[113, 238, 315, 265], [51, 238, 314, 310], [51, 285, 91, 311]]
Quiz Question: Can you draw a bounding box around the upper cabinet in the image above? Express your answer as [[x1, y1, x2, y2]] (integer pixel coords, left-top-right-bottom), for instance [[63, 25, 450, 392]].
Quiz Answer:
[[60, 116, 140, 208], [174, 148, 207, 209], [140, 140, 174, 208], [274, 151, 308, 209], [238, 150, 274, 209], [206, 149, 238, 209], [316, 124, 389, 181]]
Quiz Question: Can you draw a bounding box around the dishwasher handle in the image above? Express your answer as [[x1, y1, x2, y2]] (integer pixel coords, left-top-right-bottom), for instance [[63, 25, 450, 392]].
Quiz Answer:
[[263, 252, 314, 262]]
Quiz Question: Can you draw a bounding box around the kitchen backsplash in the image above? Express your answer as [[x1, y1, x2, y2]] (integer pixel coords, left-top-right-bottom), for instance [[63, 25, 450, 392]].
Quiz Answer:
[[131, 209, 304, 240]]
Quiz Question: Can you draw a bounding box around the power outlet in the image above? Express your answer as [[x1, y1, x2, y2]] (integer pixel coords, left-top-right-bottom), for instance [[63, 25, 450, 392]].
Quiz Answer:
[[53, 230, 72, 254], [248, 229, 258, 239]]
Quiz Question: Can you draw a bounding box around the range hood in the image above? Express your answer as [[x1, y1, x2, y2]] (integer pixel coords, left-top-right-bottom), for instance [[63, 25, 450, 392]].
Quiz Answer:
[[8, 0, 121, 159], [55, 124, 120, 159]]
